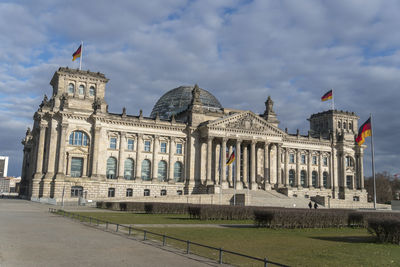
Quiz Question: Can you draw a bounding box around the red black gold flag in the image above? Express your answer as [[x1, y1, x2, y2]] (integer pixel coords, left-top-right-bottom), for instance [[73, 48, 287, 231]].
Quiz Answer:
[[356, 117, 371, 146], [321, 90, 333, 101], [226, 151, 235, 165], [72, 45, 82, 61]]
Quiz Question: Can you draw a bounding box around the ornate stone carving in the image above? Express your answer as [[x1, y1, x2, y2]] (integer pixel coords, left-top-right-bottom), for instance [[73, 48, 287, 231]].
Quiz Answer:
[[226, 113, 266, 131]]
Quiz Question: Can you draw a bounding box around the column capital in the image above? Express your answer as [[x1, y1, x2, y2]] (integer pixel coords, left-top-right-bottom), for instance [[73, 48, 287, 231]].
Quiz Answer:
[[120, 131, 126, 137], [39, 123, 48, 129], [207, 136, 214, 141], [236, 138, 242, 144], [222, 137, 228, 143]]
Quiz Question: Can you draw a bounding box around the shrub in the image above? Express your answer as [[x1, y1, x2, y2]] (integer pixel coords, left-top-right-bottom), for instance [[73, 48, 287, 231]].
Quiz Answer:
[[348, 212, 364, 227], [254, 210, 274, 227], [368, 218, 400, 245]]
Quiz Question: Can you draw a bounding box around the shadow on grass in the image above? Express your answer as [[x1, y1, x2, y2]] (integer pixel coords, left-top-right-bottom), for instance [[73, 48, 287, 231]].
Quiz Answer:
[[310, 235, 376, 244]]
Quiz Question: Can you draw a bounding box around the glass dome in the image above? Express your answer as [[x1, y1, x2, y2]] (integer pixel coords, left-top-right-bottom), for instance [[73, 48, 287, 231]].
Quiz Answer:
[[150, 86, 222, 119]]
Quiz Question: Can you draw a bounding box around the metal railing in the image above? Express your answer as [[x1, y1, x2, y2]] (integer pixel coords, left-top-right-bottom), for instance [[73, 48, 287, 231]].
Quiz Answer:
[[49, 208, 288, 267]]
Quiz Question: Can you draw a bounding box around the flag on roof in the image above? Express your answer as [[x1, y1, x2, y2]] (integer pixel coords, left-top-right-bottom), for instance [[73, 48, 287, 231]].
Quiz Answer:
[[356, 117, 371, 146], [72, 45, 82, 61], [321, 89, 333, 101]]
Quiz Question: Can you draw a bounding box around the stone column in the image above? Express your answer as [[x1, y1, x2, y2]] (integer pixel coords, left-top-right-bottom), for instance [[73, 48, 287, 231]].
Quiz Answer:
[[284, 148, 289, 186], [152, 135, 159, 181], [32, 123, 47, 199], [263, 142, 270, 190], [243, 143, 248, 188], [206, 137, 213, 185], [56, 123, 68, 177], [250, 141, 257, 190], [296, 149, 300, 187], [236, 139, 243, 189], [228, 144, 233, 187], [342, 153, 347, 188], [168, 137, 175, 182], [318, 152, 323, 188], [214, 142, 220, 184], [221, 138, 228, 188], [276, 143, 282, 187], [135, 134, 143, 179], [359, 152, 364, 189], [118, 132, 126, 178], [307, 151, 312, 187], [44, 119, 58, 178], [91, 126, 101, 176]]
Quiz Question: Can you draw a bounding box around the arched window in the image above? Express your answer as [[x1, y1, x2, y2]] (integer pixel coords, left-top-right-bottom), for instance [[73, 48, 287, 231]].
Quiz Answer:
[[124, 159, 134, 180], [69, 131, 89, 146], [106, 157, 117, 179], [349, 122, 353, 131], [158, 160, 167, 182], [300, 170, 307, 187], [141, 159, 151, 180], [323, 172, 328, 188], [343, 122, 347, 129], [174, 162, 183, 182], [338, 121, 341, 128], [68, 83, 75, 94], [289, 169, 295, 186], [79, 85, 85, 95], [89, 86, 95, 97], [312, 171, 318, 187]]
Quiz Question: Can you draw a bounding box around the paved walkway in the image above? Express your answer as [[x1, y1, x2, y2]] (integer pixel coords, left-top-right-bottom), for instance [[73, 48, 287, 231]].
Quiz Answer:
[[0, 199, 224, 267]]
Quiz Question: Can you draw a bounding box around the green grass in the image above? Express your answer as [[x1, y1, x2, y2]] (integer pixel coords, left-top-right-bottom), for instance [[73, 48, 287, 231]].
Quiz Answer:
[[72, 211, 253, 224]]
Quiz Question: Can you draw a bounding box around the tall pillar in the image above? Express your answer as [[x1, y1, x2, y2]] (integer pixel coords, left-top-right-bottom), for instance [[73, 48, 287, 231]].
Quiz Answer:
[[250, 141, 257, 190], [206, 137, 213, 185], [168, 137, 175, 182], [32, 123, 47, 199], [318, 152, 323, 188], [135, 134, 143, 179], [331, 148, 339, 198], [118, 132, 126, 178], [91, 126, 101, 176], [296, 149, 300, 187], [228, 144, 233, 187], [56, 123, 68, 177], [236, 139, 243, 189], [214, 142, 220, 184], [152, 135, 159, 181], [43, 119, 59, 198], [342, 153, 347, 188], [243, 143, 248, 188], [276, 144, 282, 187], [221, 138, 228, 188], [307, 151, 312, 187], [284, 148, 289, 186], [359, 152, 364, 189], [263, 142, 270, 190]]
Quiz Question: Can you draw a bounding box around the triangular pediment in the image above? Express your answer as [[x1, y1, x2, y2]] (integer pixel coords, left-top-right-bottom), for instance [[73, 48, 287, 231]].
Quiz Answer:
[[206, 111, 284, 135]]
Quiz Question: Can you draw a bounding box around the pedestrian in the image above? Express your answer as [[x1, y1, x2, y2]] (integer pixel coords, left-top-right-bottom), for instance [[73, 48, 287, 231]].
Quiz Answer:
[[308, 201, 312, 209], [314, 202, 318, 209]]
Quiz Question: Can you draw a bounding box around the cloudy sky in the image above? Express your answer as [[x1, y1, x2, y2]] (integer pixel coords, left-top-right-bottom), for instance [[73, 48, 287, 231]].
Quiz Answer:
[[1, 0, 399, 177]]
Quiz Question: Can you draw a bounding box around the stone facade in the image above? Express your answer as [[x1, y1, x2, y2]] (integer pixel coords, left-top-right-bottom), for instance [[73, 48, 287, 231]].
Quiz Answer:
[[20, 67, 368, 206]]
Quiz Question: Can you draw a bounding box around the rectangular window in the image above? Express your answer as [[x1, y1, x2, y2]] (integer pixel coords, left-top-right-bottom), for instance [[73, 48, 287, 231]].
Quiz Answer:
[[126, 189, 133, 197], [323, 157, 328, 166], [144, 140, 151, 152], [289, 154, 295, 164], [312, 156, 317, 165], [301, 155, 306, 164], [176, 143, 182, 154], [108, 188, 115, 197], [127, 139, 134, 150], [71, 186, 83, 197], [160, 142, 167, 153], [110, 137, 117, 149], [70, 157, 83, 177], [346, 175, 352, 188]]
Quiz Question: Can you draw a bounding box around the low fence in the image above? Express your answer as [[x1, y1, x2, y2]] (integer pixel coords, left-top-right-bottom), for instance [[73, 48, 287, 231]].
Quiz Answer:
[[49, 208, 288, 267]]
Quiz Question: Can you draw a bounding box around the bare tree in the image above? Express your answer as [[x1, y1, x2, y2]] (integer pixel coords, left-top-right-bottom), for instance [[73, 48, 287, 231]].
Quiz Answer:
[[365, 172, 392, 204]]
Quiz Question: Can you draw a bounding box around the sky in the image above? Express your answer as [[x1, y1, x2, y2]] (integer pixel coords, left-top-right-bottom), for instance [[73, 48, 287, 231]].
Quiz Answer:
[[1, 0, 400, 177]]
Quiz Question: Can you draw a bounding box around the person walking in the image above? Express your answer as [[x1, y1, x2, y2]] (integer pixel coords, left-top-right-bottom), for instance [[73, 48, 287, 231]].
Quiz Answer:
[[314, 202, 318, 209], [308, 201, 312, 209]]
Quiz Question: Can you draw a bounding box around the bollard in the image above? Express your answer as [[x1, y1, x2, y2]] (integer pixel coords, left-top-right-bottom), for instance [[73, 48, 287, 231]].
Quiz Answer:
[[116, 224, 119, 232], [264, 257, 268, 267], [162, 235, 166, 246], [219, 248, 223, 264], [144, 231, 147, 241], [186, 240, 190, 254]]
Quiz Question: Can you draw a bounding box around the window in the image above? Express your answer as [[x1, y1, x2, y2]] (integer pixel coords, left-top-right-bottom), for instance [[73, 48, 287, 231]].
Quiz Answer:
[[144, 140, 151, 152], [346, 156, 354, 167], [300, 170, 307, 187], [71, 157, 83, 177], [301, 154, 306, 164], [144, 189, 150, 196], [160, 189, 167, 196], [126, 188, 133, 197], [174, 162, 183, 182], [323, 157, 328, 166], [110, 137, 117, 149], [346, 175, 353, 188], [68, 83, 75, 94], [289, 170, 295, 186], [71, 186, 83, 197], [349, 122, 353, 131], [338, 121, 341, 128], [289, 154, 295, 164], [353, 196, 360, 201], [312, 156, 317, 165], [108, 188, 115, 197], [141, 159, 151, 180], [127, 139, 134, 150], [89, 86, 95, 97], [69, 131, 89, 146], [312, 171, 318, 187], [79, 85, 85, 95], [160, 142, 167, 153], [323, 172, 328, 188], [158, 160, 167, 182], [343, 122, 347, 129], [124, 158, 134, 180], [177, 190, 183, 195], [176, 143, 182, 154], [106, 157, 117, 179]]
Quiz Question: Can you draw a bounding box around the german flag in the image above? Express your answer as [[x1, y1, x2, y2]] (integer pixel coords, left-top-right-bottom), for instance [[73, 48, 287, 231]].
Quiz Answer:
[[321, 90, 333, 101], [226, 151, 235, 165], [356, 118, 371, 146], [72, 45, 82, 61]]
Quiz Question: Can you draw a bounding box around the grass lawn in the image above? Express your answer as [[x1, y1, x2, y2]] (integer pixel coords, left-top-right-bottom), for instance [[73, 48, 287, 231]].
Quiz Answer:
[[73, 211, 253, 224]]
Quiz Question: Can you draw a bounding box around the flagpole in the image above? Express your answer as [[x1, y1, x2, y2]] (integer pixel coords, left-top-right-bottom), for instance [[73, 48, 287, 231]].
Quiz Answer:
[[79, 41, 83, 70], [331, 88, 335, 110], [370, 113, 377, 209]]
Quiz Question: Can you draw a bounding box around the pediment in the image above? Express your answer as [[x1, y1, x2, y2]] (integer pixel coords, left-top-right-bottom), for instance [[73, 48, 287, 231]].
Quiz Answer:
[[67, 146, 89, 155], [206, 111, 284, 135]]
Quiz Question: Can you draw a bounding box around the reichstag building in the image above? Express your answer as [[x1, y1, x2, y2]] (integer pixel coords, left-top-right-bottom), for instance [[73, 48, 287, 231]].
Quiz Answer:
[[20, 67, 368, 207]]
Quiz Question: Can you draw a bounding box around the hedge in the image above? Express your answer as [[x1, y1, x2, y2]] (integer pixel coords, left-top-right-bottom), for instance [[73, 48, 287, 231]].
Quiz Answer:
[[368, 218, 400, 244]]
